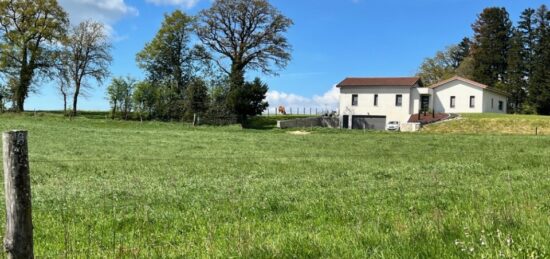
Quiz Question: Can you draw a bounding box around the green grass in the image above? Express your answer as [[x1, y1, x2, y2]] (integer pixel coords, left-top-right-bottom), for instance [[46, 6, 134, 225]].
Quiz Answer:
[[423, 113, 550, 135], [0, 113, 549, 258]]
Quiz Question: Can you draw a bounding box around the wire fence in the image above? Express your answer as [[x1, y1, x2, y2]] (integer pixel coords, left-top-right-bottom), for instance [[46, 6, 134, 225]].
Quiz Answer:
[[261, 107, 338, 116]]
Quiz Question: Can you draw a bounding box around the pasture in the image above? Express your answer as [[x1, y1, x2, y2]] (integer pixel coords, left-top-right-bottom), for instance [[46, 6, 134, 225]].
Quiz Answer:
[[0, 113, 549, 258]]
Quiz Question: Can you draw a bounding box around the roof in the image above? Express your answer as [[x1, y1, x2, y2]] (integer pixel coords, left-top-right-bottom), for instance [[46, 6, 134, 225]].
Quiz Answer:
[[337, 77, 423, 87], [428, 76, 510, 97]]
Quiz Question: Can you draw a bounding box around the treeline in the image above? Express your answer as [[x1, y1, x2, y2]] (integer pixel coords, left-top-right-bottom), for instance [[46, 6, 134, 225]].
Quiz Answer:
[[0, 0, 292, 122], [417, 5, 550, 114]]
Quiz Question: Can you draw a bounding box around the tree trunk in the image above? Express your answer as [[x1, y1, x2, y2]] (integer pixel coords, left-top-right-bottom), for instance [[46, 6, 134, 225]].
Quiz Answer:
[[63, 94, 67, 116], [72, 82, 80, 117], [111, 102, 117, 120]]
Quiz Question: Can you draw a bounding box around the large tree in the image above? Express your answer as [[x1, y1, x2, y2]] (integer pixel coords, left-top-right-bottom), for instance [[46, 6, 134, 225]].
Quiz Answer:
[[529, 5, 550, 114], [504, 29, 527, 113], [136, 10, 197, 119], [416, 45, 464, 86], [518, 8, 537, 79], [195, 0, 292, 110], [0, 0, 68, 111], [470, 7, 513, 87], [63, 20, 112, 116], [452, 37, 472, 69]]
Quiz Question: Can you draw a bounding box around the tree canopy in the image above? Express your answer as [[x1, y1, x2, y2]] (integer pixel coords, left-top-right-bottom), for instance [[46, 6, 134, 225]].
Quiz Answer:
[[0, 0, 69, 111]]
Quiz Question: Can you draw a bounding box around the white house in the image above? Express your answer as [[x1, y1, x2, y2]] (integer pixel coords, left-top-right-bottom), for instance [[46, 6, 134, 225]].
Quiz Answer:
[[338, 76, 509, 129]]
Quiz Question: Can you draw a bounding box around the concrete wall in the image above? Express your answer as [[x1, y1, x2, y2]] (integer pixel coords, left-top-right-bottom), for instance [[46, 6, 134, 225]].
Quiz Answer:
[[410, 87, 434, 114], [277, 117, 339, 129], [433, 80, 484, 113], [400, 122, 421, 132], [339, 86, 413, 124], [483, 90, 508, 113]]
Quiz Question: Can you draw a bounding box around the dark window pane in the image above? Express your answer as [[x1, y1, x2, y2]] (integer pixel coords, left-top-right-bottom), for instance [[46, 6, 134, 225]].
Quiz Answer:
[[396, 95, 402, 106]]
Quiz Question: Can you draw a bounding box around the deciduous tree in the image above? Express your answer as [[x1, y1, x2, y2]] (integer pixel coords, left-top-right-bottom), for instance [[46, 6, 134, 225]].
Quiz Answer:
[[64, 20, 112, 116], [136, 10, 197, 119], [107, 77, 135, 120], [196, 0, 292, 115], [0, 0, 68, 111]]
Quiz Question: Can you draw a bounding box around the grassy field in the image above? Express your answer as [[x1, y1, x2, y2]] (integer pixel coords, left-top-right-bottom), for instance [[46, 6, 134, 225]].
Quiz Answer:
[[423, 113, 550, 135], [0, 113, 549, 257]]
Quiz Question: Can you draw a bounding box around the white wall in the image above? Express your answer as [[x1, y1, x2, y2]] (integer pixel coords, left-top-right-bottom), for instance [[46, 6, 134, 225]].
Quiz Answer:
[[482, 90, 508, 113], [433, 81, 484, 113], [339, 86, 412, 123], [410, 87, 434, 114]]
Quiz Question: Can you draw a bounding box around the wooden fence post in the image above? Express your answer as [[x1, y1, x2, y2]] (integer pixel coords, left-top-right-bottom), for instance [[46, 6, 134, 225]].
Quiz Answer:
[[3, 130, 33, 259]]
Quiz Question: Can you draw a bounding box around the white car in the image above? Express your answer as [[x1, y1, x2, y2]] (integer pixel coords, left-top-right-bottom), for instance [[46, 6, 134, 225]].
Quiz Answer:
[[386, 121, 400, 131]]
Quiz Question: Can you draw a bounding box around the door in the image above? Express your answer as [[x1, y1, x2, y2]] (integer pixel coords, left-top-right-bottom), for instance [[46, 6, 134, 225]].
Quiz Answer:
[[342, 115, 349, 129], [352, 116, 387, 130], [421, 95, 430, 112]]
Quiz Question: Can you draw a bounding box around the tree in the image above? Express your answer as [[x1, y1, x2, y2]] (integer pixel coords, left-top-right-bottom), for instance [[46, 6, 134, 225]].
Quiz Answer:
[[136, 10, 197, 119], [64, 20, 112, 116], [227, 77, 268, 120], [195, 0, 292, 113], [54, 58, 72, 115], [529, 5, 550, 114], [133, 81, 158, 121], [107, 77, 135, 120], [185, 78, 209, 118], [416, 45, 461, 86], [518, 8, 537, 79], [452, 37, 472, 68], [0, 0, 69, 112], [504, 29, 527, 113], [470, 7, 513, 87]]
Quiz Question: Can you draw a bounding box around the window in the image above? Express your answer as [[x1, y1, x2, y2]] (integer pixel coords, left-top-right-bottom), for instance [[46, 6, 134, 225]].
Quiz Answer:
[[450, 96, 456, 108], [395, 94, 402, 107], [352, 94, 358, 106], [470, 96, 475, 108], [491, 98, 494, 109], [374, 94, 378, 106], [499, 101, 504, 111]]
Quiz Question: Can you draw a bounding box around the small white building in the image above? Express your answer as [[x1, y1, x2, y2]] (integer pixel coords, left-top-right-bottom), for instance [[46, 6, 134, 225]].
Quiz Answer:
[[338, 76, 509, 129]]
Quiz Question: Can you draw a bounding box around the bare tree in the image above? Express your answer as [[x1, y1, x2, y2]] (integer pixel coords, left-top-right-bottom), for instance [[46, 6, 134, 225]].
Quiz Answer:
[[54, 57, 72, 115], [195, 0, 293, 86], [64, 20, 112, 116]]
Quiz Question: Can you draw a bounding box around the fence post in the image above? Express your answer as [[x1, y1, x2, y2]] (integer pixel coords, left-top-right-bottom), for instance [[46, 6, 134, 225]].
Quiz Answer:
[[3, 130, 33, 259]]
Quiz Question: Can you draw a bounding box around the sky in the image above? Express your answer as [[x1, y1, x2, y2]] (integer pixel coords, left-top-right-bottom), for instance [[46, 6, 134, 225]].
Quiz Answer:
[[23, 0, 549, 111]]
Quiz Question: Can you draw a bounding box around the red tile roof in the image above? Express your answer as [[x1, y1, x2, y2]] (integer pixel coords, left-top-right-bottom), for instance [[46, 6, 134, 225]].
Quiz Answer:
[[337, 77, 422, 87], [428, 76, 510, 97]]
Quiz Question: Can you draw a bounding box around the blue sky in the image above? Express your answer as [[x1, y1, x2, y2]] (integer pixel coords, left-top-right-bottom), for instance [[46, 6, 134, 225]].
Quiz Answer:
[[25, 0, 549, 111]]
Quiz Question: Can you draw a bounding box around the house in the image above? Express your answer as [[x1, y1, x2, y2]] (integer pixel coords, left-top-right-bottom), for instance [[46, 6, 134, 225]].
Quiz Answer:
[[337, 76, 509, 129]]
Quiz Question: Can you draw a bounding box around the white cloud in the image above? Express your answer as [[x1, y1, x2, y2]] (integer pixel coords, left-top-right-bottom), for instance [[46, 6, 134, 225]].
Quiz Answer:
[[266, 85, 339, 110], [58, 0, 138, 40], [145, 0, 202, 8]]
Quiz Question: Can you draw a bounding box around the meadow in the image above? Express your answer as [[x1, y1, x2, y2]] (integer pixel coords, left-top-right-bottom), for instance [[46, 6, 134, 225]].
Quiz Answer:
[[0, 113, 549, 258]]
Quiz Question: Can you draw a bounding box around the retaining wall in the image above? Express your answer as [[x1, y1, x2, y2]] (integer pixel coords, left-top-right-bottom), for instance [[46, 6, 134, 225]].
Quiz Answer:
[[277, 117, 340, 129]]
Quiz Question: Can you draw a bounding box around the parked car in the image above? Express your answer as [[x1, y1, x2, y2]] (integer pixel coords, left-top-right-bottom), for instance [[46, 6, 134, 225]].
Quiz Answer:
[[386, 121, 400, 131]]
